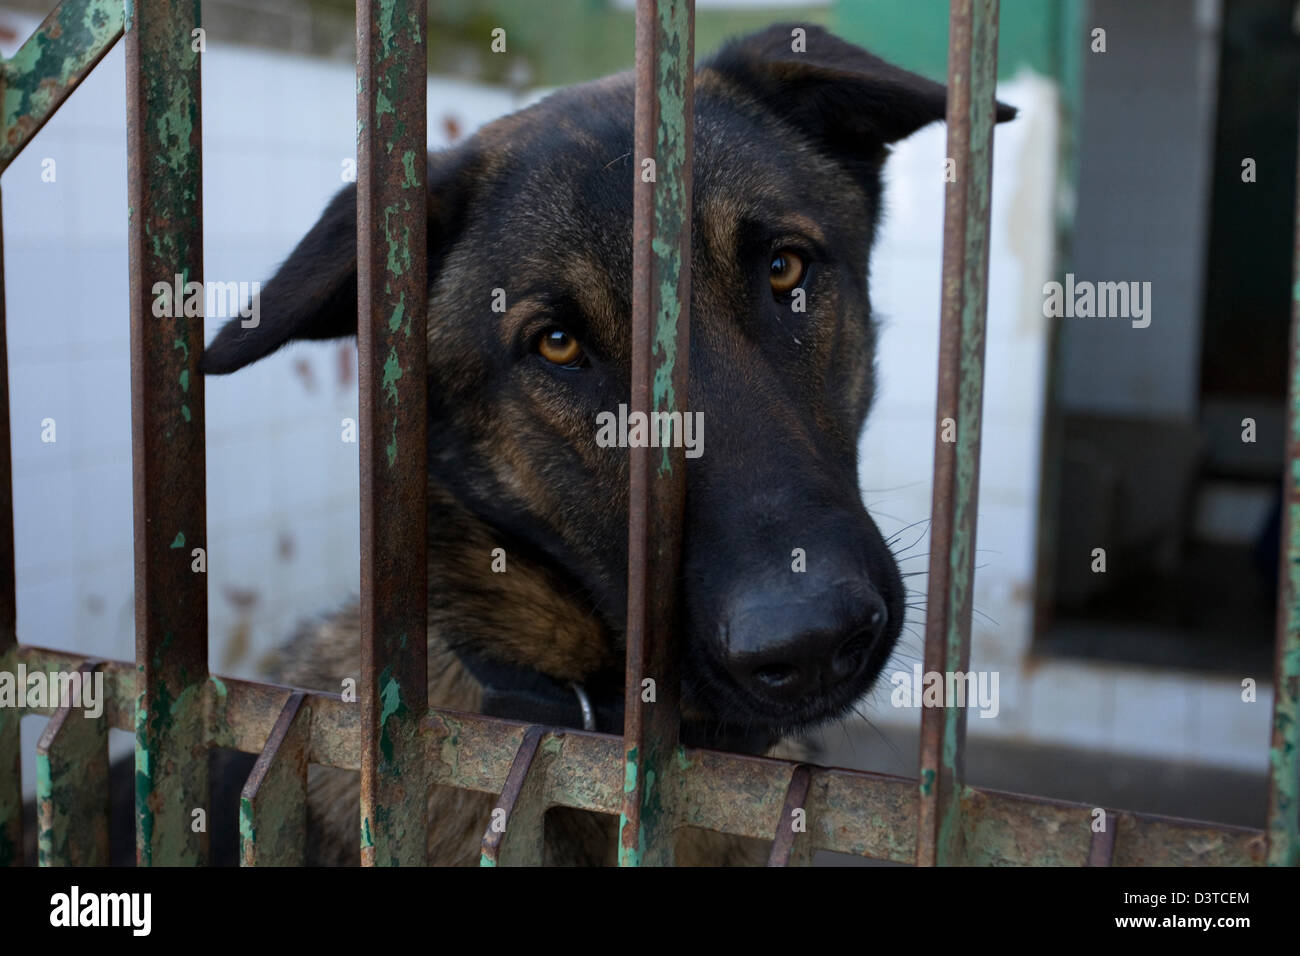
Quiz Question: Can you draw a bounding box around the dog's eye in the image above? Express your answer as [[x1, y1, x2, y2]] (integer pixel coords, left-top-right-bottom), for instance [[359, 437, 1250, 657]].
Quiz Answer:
[[537, 328, 585, 367], [769, 250, 806, 296]]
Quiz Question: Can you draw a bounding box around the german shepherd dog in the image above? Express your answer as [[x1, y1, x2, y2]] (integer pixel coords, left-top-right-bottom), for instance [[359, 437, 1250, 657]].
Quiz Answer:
[[30, 23, 1013, 866]]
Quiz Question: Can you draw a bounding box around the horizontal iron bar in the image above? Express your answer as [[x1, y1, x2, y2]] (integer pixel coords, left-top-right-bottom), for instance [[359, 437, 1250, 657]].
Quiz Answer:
[[9, 646, 1265, 864]]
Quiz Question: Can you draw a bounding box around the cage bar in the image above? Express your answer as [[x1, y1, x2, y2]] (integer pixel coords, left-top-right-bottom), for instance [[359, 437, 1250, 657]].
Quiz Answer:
[[766, 765, 814, 867], [125, 0, 209, 867], [0, 188, 18, 867], [916, 0, 1002, 868], [239, 691, 311, 866], [480, 725, 555, 866], [355, 0, 430, 867], [620, 0, 695, 869], [35, 660, 109, 866], [1086, 810, 1117, 867], [0, 0, 124, 172], [1268, 97, 1300, 868]]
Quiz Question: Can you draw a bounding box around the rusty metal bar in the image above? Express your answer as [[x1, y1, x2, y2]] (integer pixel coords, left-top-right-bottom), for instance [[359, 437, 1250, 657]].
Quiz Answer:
[[239, 692, 310, 866], [125, 0, 208, 867], [356, 0, 429, 866], [480, 725, 555, 866], [35, 661, 110, 866], [0, 187, 19, 867], [7, 645, 1267, 864], [0, 0, 125, 172], [916, 0, 1002, 868], [766, 764, 814, 867], [1086, 809, 1117, 867], [1268, 96, 1300, 867], [620, 0, 695, 870]]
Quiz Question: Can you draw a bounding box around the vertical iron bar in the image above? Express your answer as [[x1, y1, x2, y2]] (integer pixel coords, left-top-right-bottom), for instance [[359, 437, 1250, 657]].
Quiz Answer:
[[356, 0, 429, 866], [916, 0, 1001, 868], [126, 0, 209, 866], [620, 0, 694, 868], [0, 187, 19, 867], [1268, 101, 1300, 866]]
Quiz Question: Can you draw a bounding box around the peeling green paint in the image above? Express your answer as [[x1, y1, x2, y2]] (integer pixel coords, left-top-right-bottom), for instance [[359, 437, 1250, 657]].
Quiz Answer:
[[239, 797, 256, 850], [382, 346, 403, 404], [0, 0, 125, 171], [920, 767, 935, 797], [378, 672, 405, 765], [169, 532, 185, 548]]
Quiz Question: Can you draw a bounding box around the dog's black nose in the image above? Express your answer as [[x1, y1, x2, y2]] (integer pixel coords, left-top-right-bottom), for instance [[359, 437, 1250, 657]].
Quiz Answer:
[[720, 586, 888, 704]]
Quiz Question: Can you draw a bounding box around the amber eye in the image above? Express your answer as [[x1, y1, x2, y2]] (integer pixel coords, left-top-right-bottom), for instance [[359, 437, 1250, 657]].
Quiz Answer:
[[769, 249, 806, 296], [537, 328, 584, 367]]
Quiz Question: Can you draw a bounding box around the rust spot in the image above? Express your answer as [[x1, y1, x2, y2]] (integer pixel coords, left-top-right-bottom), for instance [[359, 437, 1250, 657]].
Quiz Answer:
[[337, 343, 354, 388], [222, 586, 259, 610], [292, 357, 317, 392]]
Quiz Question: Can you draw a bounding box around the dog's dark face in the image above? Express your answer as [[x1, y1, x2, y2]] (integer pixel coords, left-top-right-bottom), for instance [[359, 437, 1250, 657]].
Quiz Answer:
[[204, 25, 1013, 741]]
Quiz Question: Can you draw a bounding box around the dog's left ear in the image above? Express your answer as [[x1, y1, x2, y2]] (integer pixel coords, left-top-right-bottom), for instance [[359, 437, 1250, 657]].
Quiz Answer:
[[201, 148, 479, 375], [704, 23, 1015, 164]]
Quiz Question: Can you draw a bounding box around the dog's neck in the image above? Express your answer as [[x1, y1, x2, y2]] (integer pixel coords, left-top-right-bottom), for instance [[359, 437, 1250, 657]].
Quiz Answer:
[[425, 483, 776, 753]]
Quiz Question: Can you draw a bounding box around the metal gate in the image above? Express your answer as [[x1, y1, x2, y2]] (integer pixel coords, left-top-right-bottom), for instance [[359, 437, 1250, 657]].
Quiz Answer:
[[0, 0, 1294, 867]]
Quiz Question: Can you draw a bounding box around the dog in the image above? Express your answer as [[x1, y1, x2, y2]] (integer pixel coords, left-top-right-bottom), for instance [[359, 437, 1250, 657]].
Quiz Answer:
[[27, 23, 1014, 866]]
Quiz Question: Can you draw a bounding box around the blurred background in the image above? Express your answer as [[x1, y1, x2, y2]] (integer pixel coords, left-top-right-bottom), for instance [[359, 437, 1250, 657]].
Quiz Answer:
[[4, 0, 1295, 853]]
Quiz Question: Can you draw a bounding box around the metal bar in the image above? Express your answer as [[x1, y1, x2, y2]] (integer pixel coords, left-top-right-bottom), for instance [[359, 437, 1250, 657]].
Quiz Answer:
[[0, 0, 125, 172], [0, 187, 19, 867], [916, 0, 1002, 868], [18, 645, 358, 765], [125, 0, 208, 867], [1268, 95, 1300, 866], [3, 645, 1269, 864], [35, 660, 110, 866], [766, 765, 814, 867], [1086, 809, 1117, 867], [356, 0, 429, 867], [239, 692, 310, 866], [620, 0, 695, 869], [480, 725, 555, 866]]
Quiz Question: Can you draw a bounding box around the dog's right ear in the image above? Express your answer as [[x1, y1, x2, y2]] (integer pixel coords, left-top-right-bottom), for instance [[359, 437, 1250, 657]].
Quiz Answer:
[[201, 151, 476, 374]]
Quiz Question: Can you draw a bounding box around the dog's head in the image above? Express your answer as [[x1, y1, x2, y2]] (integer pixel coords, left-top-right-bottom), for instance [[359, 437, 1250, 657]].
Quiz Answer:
[[204, 24, 1014, 741]]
